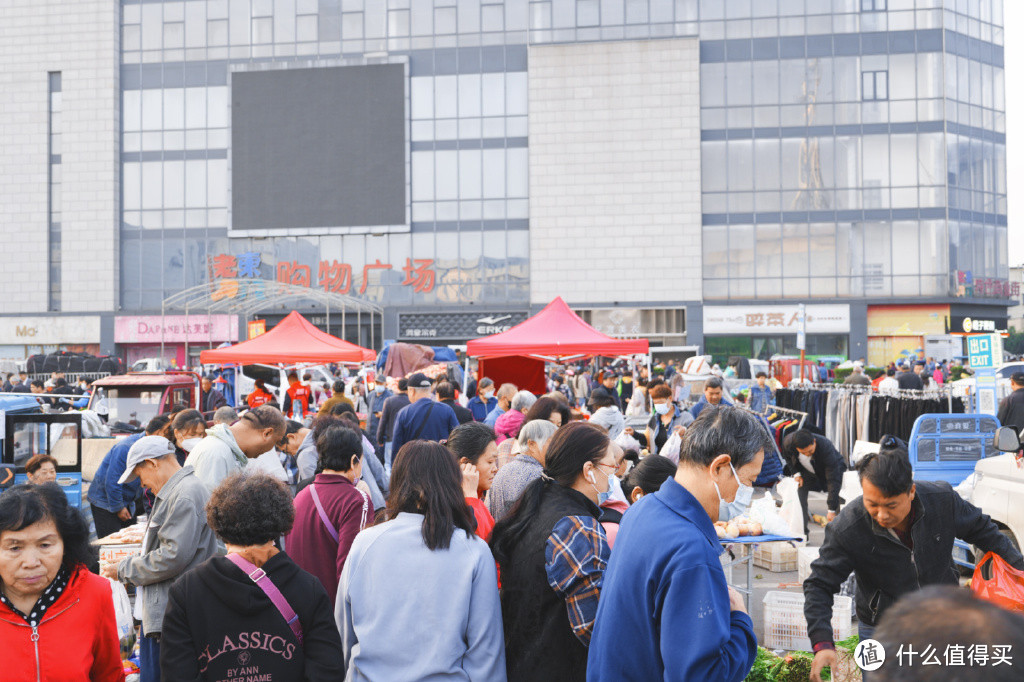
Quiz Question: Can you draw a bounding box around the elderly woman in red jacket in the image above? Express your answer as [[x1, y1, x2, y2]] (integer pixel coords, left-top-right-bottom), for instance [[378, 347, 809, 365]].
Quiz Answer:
[[0, 483, 124, 681]]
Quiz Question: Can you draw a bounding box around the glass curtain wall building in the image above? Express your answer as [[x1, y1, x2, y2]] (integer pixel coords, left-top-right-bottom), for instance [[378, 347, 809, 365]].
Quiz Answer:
[[116, 0, 1007, 351], [699, 0, 1006, 302]]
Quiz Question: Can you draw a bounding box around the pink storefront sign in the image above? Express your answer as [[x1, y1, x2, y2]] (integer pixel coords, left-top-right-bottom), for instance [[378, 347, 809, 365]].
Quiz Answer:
[[115, 315, 240, 344]]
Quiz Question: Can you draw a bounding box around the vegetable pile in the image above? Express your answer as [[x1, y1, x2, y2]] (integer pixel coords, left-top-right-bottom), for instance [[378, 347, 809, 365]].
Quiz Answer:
[[715, 516, 764, 539]]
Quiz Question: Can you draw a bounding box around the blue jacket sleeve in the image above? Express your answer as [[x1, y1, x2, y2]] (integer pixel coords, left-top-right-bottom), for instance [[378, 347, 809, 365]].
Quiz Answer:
[[390, 413, 407, 459], [659, 563, 757, 682], [102, 441, 131, 514]]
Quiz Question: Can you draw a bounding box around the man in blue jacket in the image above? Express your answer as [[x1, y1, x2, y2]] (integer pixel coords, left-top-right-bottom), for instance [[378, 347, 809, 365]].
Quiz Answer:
[[389, 373, 460, 458], [588, 405, 771, 682], [87, 414, 172, 538], [690, 376, 733, 418]]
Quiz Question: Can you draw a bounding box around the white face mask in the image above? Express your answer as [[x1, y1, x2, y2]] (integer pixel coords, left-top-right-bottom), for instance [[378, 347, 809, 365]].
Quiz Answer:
[[180, 437, 202, 453], [482, 390, 494, 400], [712, 462, 754, 507]]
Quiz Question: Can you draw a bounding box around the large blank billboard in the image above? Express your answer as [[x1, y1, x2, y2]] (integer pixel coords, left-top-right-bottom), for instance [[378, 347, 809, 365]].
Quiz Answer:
[[231, 64, 406, 231]]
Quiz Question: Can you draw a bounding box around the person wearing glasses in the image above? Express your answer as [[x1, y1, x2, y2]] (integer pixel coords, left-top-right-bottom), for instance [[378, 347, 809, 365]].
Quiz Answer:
[[804, 436, 1024, 682], [184, 404, 287, 493], [489, 422, 615, 682]]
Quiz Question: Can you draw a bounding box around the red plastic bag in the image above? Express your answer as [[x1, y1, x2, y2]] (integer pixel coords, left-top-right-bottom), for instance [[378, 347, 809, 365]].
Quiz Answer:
[[972, 551, 1024, 612]]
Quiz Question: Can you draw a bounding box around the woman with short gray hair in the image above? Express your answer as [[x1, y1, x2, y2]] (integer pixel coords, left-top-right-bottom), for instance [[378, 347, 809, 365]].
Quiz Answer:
[[487, 419, 558, 521], [494, 391, 537, 444]]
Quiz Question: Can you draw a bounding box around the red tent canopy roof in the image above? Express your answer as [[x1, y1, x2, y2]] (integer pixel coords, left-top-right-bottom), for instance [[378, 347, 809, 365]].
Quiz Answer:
[[466, 297, 649, 359], [199, 311, 375, 365]]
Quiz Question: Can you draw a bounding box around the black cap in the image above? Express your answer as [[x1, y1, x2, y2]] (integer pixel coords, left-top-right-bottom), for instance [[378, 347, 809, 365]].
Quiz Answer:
[[407, 373, 433, 389]]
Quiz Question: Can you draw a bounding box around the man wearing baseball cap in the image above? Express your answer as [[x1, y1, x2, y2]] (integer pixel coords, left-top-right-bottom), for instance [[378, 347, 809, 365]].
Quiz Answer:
[[101, 435, 219, 682], [389, 373, 460, 458]]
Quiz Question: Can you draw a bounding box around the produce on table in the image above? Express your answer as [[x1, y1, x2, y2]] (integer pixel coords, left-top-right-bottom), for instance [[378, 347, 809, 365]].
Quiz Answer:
[[715, 516, 764, 538]]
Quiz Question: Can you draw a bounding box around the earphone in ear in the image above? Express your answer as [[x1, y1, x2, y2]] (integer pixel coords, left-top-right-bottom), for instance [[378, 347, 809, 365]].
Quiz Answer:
[[587, 470, 597, 485]]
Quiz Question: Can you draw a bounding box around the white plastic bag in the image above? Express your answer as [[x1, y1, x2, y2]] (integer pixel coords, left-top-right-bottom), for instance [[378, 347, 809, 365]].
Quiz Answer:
[[107, 578, 133, 641], [776, 476, 806, 541], [747, 491, 792, 537], [660, 431, 682, 465]]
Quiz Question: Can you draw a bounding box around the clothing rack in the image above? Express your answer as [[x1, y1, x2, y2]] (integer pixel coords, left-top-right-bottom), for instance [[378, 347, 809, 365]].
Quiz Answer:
[[764, 405, 809, 430]]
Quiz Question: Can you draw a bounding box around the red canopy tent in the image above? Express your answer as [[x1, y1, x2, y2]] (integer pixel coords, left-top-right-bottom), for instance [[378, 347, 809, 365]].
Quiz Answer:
[[199, 311, 376, 365], [466, 297, 649, 394]]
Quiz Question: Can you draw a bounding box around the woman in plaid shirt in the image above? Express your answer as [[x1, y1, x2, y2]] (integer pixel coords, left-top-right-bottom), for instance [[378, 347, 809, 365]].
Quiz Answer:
[[490, 422, 616, 682]]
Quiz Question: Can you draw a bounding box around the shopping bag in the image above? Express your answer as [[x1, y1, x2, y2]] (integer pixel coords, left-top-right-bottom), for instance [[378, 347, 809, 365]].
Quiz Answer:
[[660, 431, 682, 465], [776, 477, 805, 541], [107, 578, 134, 640], [748, 491, 791, 537], [972, 551, 1024, 612]]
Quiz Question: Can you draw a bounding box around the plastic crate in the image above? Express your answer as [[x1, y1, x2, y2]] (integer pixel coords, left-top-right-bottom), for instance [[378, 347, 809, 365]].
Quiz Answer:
[[753, 541, 800, 572], [762, 591, 853, 652], [798, 546, 820, 583]]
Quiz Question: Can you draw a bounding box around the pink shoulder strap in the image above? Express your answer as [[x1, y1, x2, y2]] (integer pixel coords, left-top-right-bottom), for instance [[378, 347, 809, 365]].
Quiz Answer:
[[225, 553, 303, 643]]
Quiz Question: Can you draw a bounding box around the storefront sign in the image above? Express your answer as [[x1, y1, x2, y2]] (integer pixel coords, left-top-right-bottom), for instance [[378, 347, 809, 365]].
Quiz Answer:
[[209, 251, 437, 301], [702, 305, 849, 335], [867, 305, 948, 337], [589, 309, 642, 337], [956, 271, 1019, 299], [947, 315, 1008, 335], [115, 315, 239, 344], [0, 316, 101, 346], [397, 312, 529, 340]]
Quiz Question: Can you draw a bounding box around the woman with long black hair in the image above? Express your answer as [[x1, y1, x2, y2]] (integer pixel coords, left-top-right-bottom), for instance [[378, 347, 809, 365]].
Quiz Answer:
[[335, 441, 506, 681], [489, 421, 617, 682]]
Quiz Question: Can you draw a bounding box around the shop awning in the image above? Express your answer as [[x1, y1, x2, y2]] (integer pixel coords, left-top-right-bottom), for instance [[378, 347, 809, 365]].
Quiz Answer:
[[199, 311, 375, 365], [466, 297, 649, 360]]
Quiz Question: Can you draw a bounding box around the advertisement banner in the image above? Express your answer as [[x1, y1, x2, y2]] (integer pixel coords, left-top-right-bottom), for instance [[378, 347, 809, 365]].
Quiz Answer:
[[0, 317, 101, 346], [115, 315, 240, 344], [702, 305, 849, 335]]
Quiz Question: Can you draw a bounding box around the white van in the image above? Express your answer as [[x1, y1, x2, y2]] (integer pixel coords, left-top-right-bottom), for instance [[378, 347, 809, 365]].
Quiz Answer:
[[234, 364, 335, 406]]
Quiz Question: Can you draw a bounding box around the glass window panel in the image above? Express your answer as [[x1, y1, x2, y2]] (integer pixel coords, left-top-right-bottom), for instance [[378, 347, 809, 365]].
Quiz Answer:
[[482, 149, 506, 198], [184, 159, 207, 208], [458, 74, 481, 118], [184, 87, 207, 129], [435, 150, 458, 201], [123, 90, 142, 132], [702, 227, 729, 279], [754, 139, 780, 191], [435, 7, 456, 33], [730, 224, 756, 277], [756, 223, 782, 277], [141, 161, 162, 209], [458, 149, 481, 199], [163, 88, 184, 130], [411, 149, 435, 197], [208, 87, 228, 129], [481, 73, 505, 117], [208, 18, 228, 45], [296, 14, 318, 41], [164, 22, 185, 49], [207, 159, 226, 207], [725, 62, 752, 106], [435, 76, 458, 118], [123, 24, 142, 52], [702, 141, 727, 192], [727, 140, 754, 192], [141, 90, 162, 131], [185, 3, 206, 48], [700, 64, 726, 108], [163, 160, 184, 208], [506, 72, 528, 116], [141, 4, 163, 49], [577, 0, 600, 26], [808, 223, 836, 276], [507, 148, 528, 198], [123, 162, 141, 211], [890, 134, 917, 187], [862, 135, 889, 188], [411, 77, 433, 120], [752, 61, 778, 106], [782, 223, 809, 277]]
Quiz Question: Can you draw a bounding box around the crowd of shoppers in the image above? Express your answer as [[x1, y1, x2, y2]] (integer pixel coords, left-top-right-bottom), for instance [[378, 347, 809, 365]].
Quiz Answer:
[[8, 359, 1024, 682]]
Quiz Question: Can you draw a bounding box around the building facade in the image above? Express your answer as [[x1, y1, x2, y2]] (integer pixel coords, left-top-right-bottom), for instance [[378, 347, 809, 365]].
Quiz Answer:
[[0, 0, 1012, 370]]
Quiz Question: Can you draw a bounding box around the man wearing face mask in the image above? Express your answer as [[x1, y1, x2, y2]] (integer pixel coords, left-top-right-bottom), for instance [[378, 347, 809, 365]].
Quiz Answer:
[[467, 377, 497, 422], [588, 405, 771, 682], [365, 379, 391, 458], [782, 429, 846, 536]]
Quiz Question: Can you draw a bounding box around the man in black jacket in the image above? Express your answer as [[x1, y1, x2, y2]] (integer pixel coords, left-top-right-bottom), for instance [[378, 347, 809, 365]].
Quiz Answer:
[[436, 380, 473, 425], [782, 429, 846, 535], [997, 372, 1024, 434], [805, 438, 1024, 682]]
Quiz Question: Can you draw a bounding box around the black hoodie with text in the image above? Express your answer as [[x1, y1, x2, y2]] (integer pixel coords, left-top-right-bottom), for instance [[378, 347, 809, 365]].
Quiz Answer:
[[160, 551, 345, 682]]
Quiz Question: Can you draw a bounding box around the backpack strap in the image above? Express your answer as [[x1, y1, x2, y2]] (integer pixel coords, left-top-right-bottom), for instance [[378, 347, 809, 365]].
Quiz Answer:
[[225, 553, 303, 644], [309, 484, 340, 543]]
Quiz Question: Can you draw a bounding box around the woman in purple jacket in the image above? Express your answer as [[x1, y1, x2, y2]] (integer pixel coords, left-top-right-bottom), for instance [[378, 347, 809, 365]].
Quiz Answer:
[[285, 422, 372, 604]]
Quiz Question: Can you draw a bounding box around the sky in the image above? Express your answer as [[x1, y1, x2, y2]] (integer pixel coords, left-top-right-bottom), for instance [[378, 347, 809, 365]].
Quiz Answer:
[[1006, 3, 1022, 266]]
